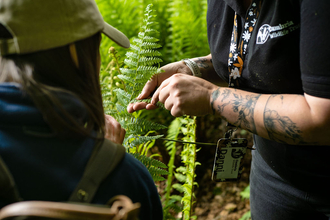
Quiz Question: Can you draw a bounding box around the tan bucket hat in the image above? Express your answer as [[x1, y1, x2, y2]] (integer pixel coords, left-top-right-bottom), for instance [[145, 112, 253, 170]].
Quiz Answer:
[[0, 0, 130, 56]]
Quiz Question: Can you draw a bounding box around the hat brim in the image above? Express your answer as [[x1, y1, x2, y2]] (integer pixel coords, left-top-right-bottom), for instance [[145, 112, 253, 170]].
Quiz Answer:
[[102, 22, 130, 48]]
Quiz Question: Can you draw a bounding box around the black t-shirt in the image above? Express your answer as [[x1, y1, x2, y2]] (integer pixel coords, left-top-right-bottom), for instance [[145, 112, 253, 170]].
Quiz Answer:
[[207, 0, 330, 192]]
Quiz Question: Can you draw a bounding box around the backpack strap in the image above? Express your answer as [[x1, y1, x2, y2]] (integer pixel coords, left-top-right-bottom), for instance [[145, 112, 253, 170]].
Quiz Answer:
[[69, 139, 126, 203], [0, 155, 21, 203]]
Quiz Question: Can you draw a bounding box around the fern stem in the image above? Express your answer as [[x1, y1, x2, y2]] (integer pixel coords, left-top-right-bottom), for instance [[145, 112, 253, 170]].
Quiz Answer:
[[163, 118, 182, 215], [182, 116, 198, 220]]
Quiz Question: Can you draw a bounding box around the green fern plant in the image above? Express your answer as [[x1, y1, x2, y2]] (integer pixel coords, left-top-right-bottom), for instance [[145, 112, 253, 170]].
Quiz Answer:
[[178, 116, 200, 220], [98, 1, 209, 218], [119, 4, 163, 102], [163, 118, 184, 219], [101, 4, 168, 183], [131, 153, 168, 181], [165, 0, 209, 63], [108, 4, 166, 147], [162, 117, 200, 220], [101, 47, 125, 113]]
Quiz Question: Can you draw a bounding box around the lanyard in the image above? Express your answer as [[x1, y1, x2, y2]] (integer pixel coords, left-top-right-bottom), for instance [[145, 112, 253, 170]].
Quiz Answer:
[[212, 1, 263, 182], [224, 0, 262, 138], [228, 0, 262, 88]]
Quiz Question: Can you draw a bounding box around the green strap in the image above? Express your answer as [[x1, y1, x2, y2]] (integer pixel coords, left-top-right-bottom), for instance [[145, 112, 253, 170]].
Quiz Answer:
[[0, 155, 21, 203], [69, 139, 126, 203]]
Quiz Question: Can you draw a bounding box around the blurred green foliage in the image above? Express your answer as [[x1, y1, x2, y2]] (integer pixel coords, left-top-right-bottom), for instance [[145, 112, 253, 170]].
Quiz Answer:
[[96, 0, 209, 67], [97, 0, 209, 128]]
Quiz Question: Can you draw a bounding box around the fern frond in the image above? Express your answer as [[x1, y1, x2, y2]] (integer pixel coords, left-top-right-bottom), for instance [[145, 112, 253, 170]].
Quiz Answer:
[[174, 173, 186, 183], [138, 117, 167, 131], [162, 117, 184, 218], [136, 66, 159, 74], [180, 116, 199, 220], [130, 44, 140, 53], [170, 195, 183, 202], [114, 88, 130, 106], [139, 49, 162, 57], [119, 68, 136, 75], [149, 166, 170, 176], [176, 166, 187, 174], [115, 103, 127, 115], [139, 57, 163, 65], [172, 183, 184, 193], [141, 42, 162, 49], [163, 197, 183, 220], [124, 58, 138, 68], [103, 100, 115, 108], [104, 109, 117, 115], [116, 74, 134, 84], [144, 28, 159, 35], [130, 153, 168, 182], [128, 134, 164, 147], [101, 92, 112, 98], [139, 35, 159, 43], [125, 51, 139, 60]]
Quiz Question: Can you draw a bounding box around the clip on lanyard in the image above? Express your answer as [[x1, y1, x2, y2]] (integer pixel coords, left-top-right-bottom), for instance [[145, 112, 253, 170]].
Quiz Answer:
[[212, 0, 262, 182]]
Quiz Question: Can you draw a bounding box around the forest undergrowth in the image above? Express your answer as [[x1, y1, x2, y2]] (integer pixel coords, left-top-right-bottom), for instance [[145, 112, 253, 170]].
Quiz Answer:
[[97, 1, 252, 219]]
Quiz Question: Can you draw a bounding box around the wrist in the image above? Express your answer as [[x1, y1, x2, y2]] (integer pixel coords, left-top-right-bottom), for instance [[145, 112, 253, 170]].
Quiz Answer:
[[210, 87, 221, 115], [181, 59, 202, 77]]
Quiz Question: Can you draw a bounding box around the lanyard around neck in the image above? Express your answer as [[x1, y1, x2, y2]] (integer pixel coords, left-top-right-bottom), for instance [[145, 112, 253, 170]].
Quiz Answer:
[[228, 0, 262, 88], [225, 0, 262, 138]]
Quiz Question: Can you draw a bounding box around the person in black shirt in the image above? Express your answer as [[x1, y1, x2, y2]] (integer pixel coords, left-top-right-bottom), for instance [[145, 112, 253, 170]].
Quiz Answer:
[[129, 0, 330, 219]]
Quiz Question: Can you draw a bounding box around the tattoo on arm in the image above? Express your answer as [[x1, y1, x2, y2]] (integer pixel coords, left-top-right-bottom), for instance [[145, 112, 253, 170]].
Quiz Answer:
[[263, 95, 304, 144], [211, 88, 221, 115], [230, 91, 261, 133], [196, 58, 210, 69], [212, 88, 260, 133]]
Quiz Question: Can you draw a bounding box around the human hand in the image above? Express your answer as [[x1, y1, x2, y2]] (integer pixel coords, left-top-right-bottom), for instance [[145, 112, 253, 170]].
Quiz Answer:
[[127, 61, 192, 113], [104, 114, 126, 145], [150, 74, 218, 117]]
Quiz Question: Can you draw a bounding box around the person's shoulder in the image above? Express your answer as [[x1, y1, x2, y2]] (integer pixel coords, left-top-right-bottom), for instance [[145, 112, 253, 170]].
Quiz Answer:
[[94, 152, 163, 220]]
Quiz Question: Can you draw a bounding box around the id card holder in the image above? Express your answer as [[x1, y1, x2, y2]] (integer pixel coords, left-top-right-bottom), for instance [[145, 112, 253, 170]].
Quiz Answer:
[[211, 138, 248, 182]]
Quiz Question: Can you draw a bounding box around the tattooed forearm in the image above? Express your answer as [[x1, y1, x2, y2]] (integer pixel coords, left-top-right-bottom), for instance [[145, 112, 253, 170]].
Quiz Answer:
[[196, 58, 210, 69], [264, 95, 304, 144], [212, 88, 260, 133], [221, 88, 233, 102], [231, 92, 261, 133], [211, 88, 221, 115]]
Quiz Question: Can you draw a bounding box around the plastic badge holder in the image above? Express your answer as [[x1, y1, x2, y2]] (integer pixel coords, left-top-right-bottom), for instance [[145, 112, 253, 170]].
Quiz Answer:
[[211, 138, 248, 182]]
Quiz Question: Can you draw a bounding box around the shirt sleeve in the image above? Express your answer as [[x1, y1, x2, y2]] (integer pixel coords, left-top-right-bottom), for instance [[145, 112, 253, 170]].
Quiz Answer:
[[300, 0, 330, 98]]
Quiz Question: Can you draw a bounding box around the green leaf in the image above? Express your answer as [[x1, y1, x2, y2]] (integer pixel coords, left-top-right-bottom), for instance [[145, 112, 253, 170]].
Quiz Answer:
[[174, 172, 186, 183]]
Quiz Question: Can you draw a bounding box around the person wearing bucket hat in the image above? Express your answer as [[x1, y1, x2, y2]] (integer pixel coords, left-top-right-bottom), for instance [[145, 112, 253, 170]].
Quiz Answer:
[[0, 0, 163, 219]]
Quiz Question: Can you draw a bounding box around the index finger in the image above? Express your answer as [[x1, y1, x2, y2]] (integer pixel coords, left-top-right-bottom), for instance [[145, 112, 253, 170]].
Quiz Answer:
[[137, 74, 159, 100], [150, 77, 171, 105]]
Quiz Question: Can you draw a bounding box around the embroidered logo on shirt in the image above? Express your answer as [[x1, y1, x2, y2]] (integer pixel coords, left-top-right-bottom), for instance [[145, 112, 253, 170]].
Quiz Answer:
[[256, 21, 300, 44]]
